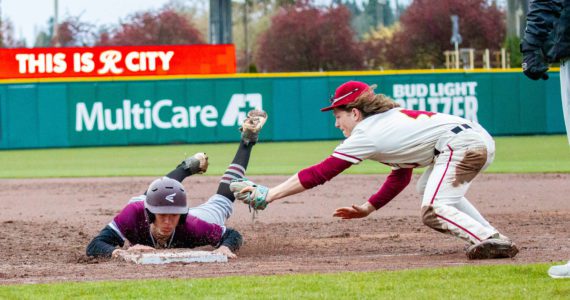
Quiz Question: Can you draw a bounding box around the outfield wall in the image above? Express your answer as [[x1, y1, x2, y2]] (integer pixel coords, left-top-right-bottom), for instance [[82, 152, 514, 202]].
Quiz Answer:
[[0, 70, 564, 149]]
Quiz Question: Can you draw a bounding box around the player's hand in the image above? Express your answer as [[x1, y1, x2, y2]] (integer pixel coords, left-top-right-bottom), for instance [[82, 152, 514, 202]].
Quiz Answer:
[[239, 185, 271, 200], [111, 249, 127, 258], [522, 49, 549, 80], [333, 203, 376, 219], [213, 246, 237, 259], [184, 152, 209, 174], [112, 245, 154, 260], [127, 244, 155, 251], [194, 152, 209, 173]]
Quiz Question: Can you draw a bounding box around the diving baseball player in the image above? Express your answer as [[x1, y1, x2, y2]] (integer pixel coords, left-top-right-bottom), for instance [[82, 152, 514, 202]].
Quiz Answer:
[[86, 110, 267, 258], [231, 81, 518, 260]]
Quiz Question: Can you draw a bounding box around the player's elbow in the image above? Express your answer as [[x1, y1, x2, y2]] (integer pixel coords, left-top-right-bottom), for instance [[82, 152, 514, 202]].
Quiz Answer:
[[85, 239, 97, 257], [220, 228, 243, 252], [234, 231, 244, 250], [86, 237, 114, 258]]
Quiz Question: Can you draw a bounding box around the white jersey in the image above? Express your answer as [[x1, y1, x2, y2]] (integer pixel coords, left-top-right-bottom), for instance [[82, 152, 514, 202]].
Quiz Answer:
[[333, 108, 487, 169]]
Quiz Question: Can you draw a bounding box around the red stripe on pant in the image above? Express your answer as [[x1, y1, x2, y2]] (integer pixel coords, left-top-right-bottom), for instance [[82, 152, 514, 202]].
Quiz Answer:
[[429, 145, 483, 242], [430, 145, 454, 205], [435, 213, 482, 242]]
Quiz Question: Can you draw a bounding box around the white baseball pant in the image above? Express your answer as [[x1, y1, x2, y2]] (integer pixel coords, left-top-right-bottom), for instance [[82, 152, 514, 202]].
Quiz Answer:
[[417, 126, 498, 244]]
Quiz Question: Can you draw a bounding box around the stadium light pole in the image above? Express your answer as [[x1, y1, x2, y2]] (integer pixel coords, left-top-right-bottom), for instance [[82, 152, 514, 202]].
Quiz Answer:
[[243, 0, 249, 72], [0, 0, 3, 48], [209, 0, 232, 44], [53, 0, 59, 47], [450, 15, 462, 69]]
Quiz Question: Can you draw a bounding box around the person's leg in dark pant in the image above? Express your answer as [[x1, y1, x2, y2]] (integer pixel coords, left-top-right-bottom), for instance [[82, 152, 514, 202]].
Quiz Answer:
[[217, 140, 255, 202]]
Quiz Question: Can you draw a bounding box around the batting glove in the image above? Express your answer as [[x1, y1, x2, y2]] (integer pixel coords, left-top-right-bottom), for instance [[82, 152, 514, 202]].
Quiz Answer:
[[183, 152, 209, 174]]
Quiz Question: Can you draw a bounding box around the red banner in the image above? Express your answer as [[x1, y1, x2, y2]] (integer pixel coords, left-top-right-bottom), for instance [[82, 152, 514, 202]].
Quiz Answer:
[[0, 44, 236, 79]]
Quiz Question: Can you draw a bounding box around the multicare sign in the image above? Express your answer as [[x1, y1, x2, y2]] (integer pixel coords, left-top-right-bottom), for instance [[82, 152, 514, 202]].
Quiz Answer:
[[0, 44, 236, 79], [75, 94, 263, 132]]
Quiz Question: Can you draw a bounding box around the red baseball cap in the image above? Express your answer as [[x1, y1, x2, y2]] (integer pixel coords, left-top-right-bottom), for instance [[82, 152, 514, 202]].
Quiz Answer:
[[321, 81, 370, 112]]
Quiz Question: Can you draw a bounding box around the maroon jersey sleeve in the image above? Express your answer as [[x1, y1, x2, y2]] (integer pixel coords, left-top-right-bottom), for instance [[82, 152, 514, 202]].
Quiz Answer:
[[367, 168, 413, 209], [298, 156, 353, 189], [112, 201, 148, 245]]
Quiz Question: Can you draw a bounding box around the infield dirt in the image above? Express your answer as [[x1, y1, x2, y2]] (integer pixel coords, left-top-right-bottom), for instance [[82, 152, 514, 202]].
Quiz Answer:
[[1, 174, 569, 284]]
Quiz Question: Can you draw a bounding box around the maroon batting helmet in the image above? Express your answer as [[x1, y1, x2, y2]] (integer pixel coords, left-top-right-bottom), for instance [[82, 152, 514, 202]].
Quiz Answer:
[[144, 177, 188, 215]]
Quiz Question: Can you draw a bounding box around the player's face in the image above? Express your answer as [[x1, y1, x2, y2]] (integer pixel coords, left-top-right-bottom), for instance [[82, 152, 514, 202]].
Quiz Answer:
[[333, 108, 359, 137], [154, 214, 180, 235]]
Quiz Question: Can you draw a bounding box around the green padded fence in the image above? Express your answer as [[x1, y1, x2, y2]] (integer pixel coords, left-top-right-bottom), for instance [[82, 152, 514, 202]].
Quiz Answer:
[[0, 71, 564, 149]]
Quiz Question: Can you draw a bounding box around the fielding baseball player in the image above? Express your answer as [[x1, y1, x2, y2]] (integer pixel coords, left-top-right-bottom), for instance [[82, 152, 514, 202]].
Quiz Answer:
[[86, 110, 267, 259], [522, 0, 570, 277], [232, 81, 518, 260]]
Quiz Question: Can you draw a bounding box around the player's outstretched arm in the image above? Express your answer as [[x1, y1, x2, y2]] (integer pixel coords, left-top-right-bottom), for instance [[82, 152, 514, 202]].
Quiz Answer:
[[262, 155, 353, 204], [214, 228, 242, 259], [233, 174, 306, 209], [86, 225, 125, 258], [233, 174, 306, 203], [231, 156, 352, 210], [266, 174, 307, 203]]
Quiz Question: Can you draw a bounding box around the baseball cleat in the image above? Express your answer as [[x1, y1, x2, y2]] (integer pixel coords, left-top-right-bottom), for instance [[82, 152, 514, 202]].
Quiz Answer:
[[466, 238, 519, 260], [182, 152, 209, 174], [548, 261, 570, 278], [489, 232, 511, 242], [240, 109, 268, 145]]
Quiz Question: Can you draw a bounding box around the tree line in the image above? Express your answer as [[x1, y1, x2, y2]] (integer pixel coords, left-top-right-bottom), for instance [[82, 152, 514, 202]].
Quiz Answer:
[[0, 0, 506, 72]]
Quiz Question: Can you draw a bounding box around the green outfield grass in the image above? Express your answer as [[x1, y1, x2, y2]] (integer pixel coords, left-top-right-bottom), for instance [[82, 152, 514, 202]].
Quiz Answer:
[[0, 263, 568, 299], [0, 135, 569, 178]]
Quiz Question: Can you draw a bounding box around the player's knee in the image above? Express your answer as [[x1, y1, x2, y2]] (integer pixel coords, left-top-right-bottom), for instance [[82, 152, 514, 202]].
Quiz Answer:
[[421, 205, 438, 228], [421, 206, 431, 225]]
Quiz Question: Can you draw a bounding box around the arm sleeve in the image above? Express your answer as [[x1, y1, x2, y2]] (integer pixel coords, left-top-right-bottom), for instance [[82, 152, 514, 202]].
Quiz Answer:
[[367, 168, 413, 210], [297, 156, 353, 189], [86, 225, 125, 258], [112, 202, 146, 245], [522, 0, 562, 50], [219, 227, 243, 252]]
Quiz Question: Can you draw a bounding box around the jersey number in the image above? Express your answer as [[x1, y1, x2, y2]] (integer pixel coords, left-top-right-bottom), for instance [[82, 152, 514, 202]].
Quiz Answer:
[[400, 109, 436, 119]]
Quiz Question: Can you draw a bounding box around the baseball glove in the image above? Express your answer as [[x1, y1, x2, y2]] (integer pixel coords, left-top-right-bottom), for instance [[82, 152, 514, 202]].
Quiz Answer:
[[229, 178, 269, 210]]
